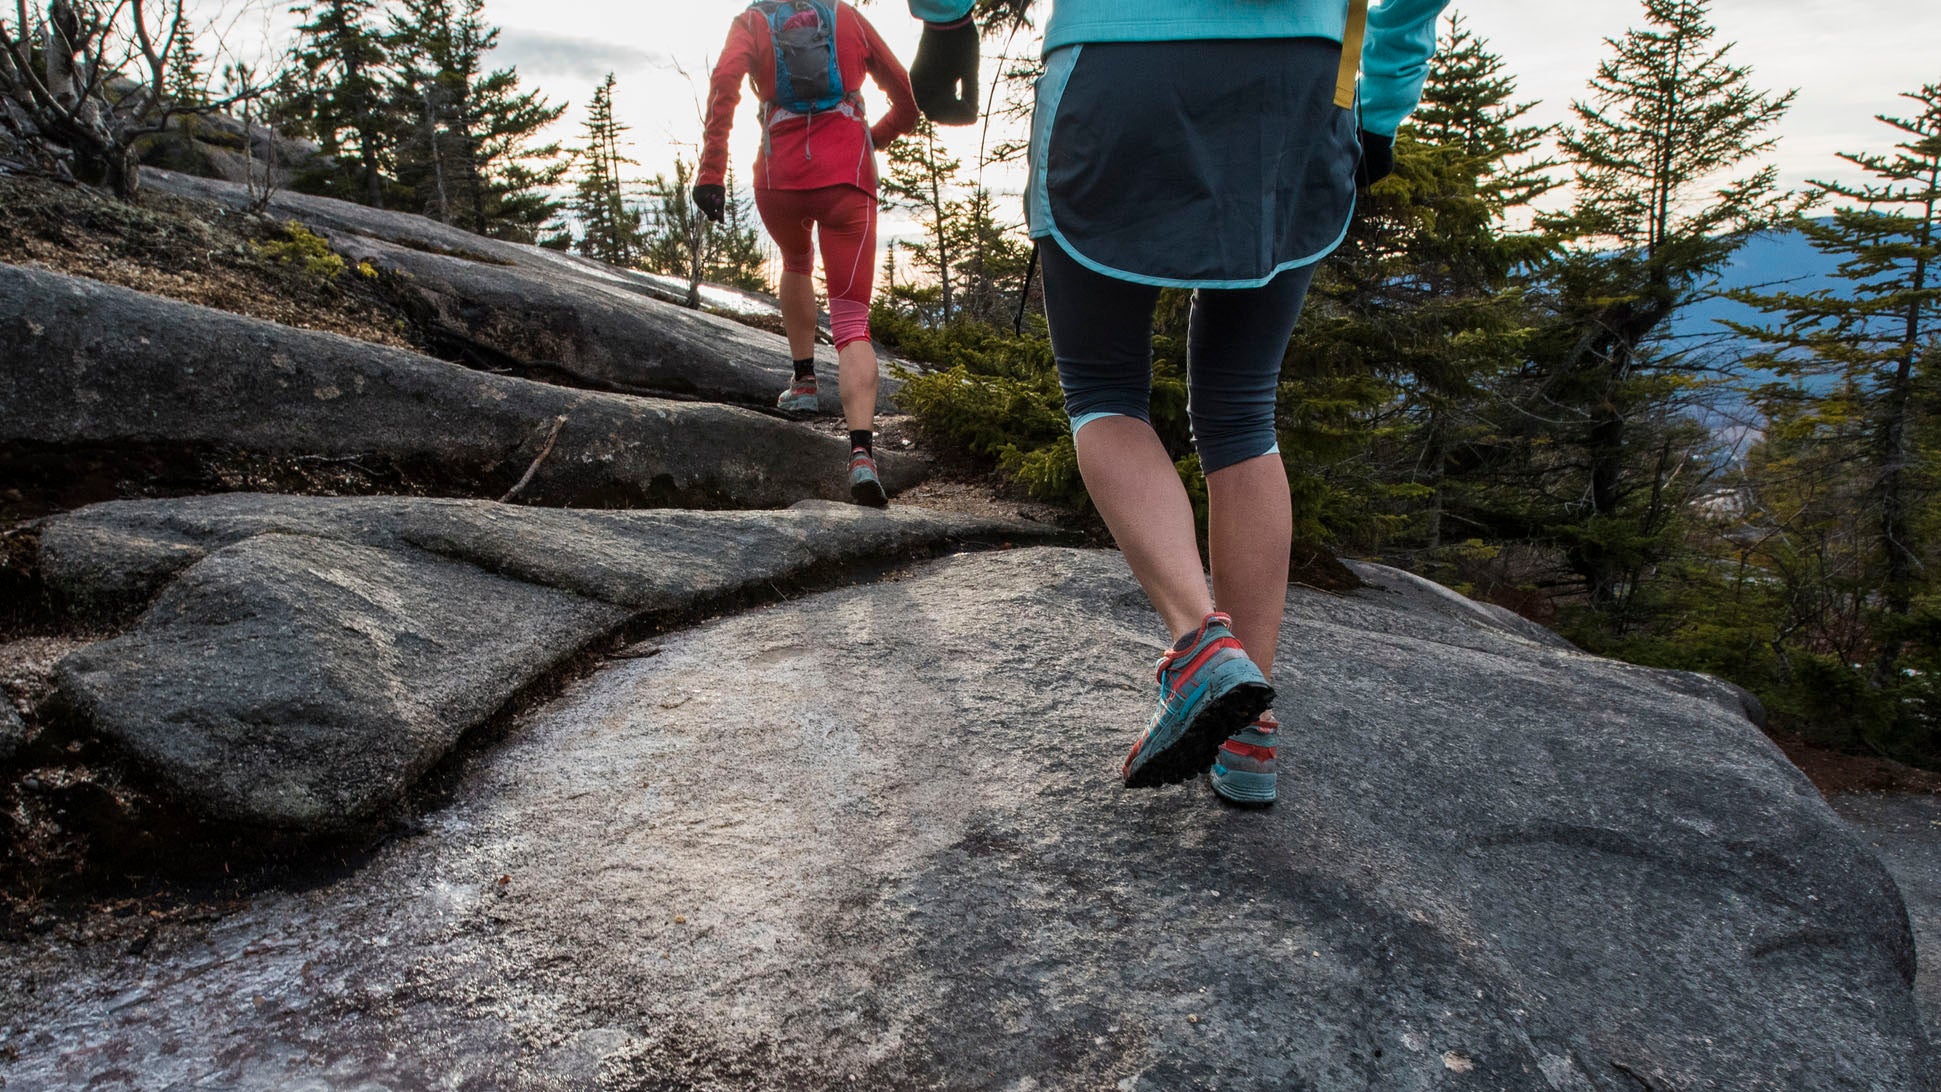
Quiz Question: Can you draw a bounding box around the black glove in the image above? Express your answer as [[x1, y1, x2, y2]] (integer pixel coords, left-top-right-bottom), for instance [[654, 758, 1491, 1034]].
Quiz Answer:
[[1355, 130, 1393, 189], [692, 184, 726, 223], [910, 17, 980, 125]]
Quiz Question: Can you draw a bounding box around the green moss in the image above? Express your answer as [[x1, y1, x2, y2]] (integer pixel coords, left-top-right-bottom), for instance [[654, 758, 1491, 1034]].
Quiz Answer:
[[252, 221, 347, 280]]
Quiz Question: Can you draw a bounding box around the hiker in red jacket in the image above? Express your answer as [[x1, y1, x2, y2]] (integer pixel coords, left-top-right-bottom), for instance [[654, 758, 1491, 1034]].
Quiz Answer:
[[695, 0, 919, 507]]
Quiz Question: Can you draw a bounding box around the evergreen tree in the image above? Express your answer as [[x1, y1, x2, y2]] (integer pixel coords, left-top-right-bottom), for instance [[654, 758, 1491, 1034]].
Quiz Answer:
[[883, 116, 962, 323], [1274, 16, 1555, 550], [1409, 12, 1556, 213], [1531, 0, 1796, 609], [707, 167, 771, 293], [279, 0, 397, 206], [167, 21, 208, 108], [388, 0, 566, 240], [947, 186, 1033, 327], [567, 73, 642, 266], [640, 158, 769, 301], [1734, 84, 1941, 685]]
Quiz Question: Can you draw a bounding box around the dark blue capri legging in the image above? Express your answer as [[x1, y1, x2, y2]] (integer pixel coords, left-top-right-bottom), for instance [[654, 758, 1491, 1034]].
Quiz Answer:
[[1040, 240, 1317, 474]]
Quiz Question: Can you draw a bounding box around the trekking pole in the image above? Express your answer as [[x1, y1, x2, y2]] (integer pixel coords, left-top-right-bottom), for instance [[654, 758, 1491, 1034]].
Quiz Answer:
[[1014, 241, 1039, 336]]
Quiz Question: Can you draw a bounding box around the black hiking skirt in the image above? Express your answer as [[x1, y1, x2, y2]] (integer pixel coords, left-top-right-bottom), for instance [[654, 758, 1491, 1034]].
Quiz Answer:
[[1027, 37, 1359, 289]]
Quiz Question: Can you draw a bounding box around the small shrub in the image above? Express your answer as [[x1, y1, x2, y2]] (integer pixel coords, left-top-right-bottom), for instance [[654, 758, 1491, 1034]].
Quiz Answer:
[[882, 302, 1208, 512]]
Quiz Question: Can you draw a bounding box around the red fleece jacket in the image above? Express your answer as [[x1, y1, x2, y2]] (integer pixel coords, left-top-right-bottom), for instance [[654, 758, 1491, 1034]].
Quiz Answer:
[[699, 2, 918, 195]]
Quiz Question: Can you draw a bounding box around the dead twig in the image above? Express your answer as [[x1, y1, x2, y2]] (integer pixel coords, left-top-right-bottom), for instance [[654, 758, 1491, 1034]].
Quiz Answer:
[[499, 414, 567, 503]]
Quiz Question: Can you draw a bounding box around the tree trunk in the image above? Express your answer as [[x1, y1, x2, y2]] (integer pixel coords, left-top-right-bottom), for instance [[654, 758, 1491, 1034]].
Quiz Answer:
[[362, 135, 384, 208], [1577, 406, 1627, 606], [1871, 350, 1918, 686], [423, 94, 450, 224], [1872, 192, 1935, 686]]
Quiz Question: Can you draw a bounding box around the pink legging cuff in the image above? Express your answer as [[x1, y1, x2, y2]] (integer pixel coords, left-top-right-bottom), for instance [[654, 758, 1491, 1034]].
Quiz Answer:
[[829, 298, 871, 349]]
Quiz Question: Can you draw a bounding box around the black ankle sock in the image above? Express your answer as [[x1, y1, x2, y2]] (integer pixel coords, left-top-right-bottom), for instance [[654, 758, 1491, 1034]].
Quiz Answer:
[[793, 357, 815, 381], [849, 429, 873, 455]]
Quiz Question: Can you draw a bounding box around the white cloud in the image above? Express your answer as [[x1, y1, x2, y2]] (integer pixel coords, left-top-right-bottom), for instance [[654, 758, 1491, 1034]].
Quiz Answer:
[[492, 27, 666, 83]]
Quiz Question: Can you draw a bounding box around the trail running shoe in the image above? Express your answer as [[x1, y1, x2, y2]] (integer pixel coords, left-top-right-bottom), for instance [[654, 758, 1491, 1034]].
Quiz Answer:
[[849, 448, 888, 507], [778, 378, 819, 414], [1210, 711, 1279, 806], [1122, 612, 1274, 788]]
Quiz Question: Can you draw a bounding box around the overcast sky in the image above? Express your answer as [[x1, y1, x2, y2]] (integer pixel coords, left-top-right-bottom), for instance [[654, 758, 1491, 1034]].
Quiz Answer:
[[198, 0, 1941, 254]]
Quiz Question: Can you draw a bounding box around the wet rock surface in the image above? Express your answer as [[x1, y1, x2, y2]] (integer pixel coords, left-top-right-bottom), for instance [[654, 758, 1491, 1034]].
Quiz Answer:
[[42, 495, 1047, 830], [1, 263, 922, 508], [140, 169, 895, 411], [2, 547, 1930, 1089]]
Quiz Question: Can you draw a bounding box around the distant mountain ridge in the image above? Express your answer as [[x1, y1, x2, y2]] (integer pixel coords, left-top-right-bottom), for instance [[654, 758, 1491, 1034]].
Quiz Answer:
[[1668, 220, 1845, 371]]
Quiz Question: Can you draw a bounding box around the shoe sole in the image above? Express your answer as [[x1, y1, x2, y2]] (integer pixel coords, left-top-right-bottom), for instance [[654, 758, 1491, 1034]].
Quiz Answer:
[[850, 477, 889, 508], [1125, 668, 1274, 789], [1210, 766, 1277, 806]]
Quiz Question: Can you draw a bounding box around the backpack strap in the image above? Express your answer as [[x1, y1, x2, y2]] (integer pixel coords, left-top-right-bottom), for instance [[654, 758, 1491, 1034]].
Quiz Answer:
[[1334, 0, 1368, 110]]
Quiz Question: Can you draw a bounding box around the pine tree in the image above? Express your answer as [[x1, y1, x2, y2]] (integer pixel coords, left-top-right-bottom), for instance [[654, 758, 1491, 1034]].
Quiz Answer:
[[1533, 0, 1796, 608], [640, 156, 707, 305], [652, 158, 706, 306], [567, 74, 641, 266], [1274, 16, 1555, 551], [708, 167, 770, 293], [1734, 84, 1941, 684], [388, 0, 566, 240], [1385, 17, 1560, 551], [279, 0, 397, 207], [642, 161, 769, 299], [1409, 13, 1556, 213], [947, 186, 1033, 328], [167, 21, 208, 108], [883, 116, 963, 323]]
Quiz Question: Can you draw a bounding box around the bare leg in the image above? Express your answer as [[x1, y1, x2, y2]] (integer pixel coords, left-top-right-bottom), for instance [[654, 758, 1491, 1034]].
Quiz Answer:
[[1207, 452, 1290, 677], [838, 340, 878, 435], [1073, 416, 1214, 641], [779, 270, 818, 363]]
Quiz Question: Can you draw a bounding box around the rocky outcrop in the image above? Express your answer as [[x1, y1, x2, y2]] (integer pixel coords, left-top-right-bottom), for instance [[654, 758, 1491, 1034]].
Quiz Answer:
[[44, 494, 1048, 830], [140, 168, 899, 410], [0, 263, 921, 508], [136, 114, 329, 190], [5, 546, 1931, 1089]]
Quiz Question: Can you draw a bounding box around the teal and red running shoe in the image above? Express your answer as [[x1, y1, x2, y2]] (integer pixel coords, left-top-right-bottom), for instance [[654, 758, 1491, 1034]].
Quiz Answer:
[[1122, 612, 1274, 788], [777, 378, 819, 414], [1210, 711, 1279, 806], [849, 448, 888, 507]]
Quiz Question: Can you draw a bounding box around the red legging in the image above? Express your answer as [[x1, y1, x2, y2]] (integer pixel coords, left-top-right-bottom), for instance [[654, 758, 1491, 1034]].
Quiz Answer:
[[754, 184, 877, 350]]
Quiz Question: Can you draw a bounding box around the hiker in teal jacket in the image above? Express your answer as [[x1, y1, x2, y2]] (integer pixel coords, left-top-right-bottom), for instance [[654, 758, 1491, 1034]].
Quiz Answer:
[[906, 0, 1448, 806], [906, 0, 1443, 142]]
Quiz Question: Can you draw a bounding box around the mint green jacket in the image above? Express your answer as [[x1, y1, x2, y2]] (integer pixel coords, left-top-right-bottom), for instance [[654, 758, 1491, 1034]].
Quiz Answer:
[[905, 0, 1446, 135]]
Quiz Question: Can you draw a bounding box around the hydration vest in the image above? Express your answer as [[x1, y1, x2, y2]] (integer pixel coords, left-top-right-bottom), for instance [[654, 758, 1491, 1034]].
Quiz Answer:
[[750, 0, 849, 115]]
